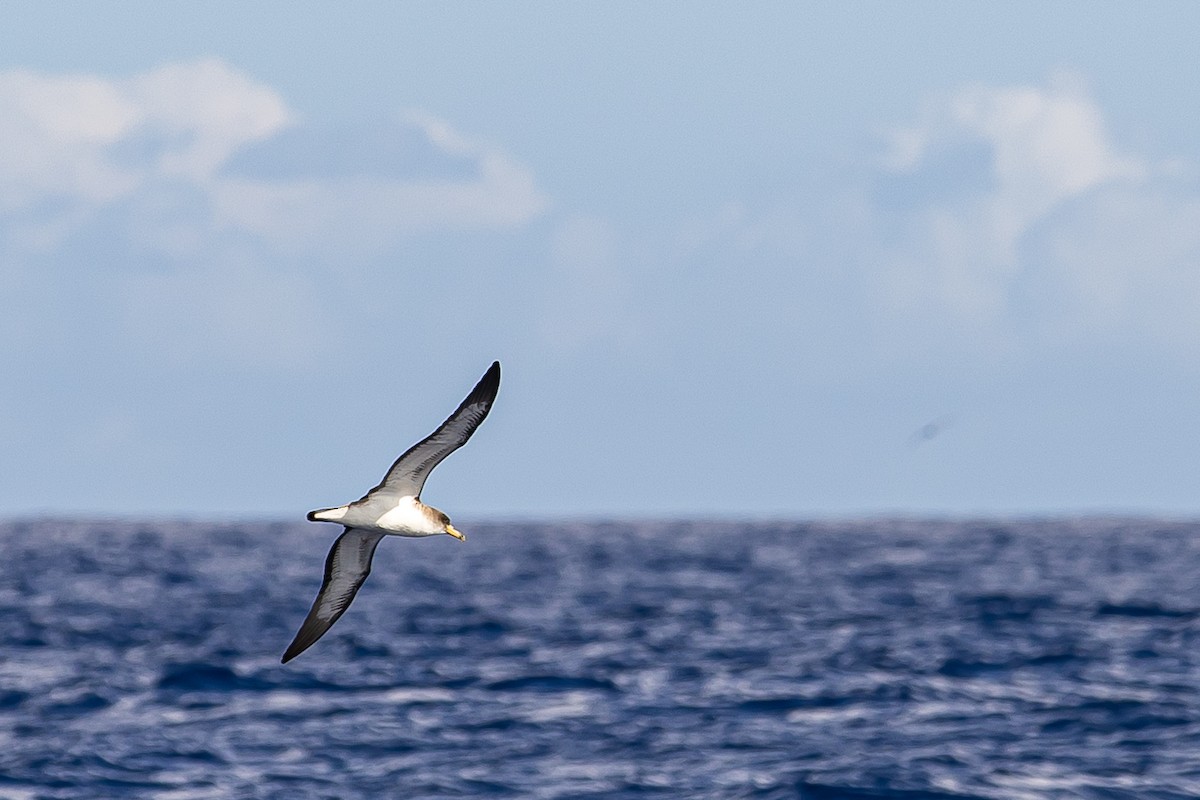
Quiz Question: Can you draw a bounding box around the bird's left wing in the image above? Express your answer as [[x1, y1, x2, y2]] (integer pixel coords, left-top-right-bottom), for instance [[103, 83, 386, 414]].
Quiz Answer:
[[281, 527, 387, 663]]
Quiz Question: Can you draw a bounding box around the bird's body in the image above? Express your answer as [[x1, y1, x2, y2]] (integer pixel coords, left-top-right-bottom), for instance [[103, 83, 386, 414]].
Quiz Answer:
[[308, 495, 451, 536], [281, 361, 501, 663]]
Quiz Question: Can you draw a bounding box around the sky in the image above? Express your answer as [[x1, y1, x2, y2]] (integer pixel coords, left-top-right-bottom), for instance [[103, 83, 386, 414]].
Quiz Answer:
[[4, 2, 1200, 519]]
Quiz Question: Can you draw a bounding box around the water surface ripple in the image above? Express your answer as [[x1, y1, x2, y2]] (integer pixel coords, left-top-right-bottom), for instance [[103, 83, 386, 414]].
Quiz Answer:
[[2, 518, 1199, 799]]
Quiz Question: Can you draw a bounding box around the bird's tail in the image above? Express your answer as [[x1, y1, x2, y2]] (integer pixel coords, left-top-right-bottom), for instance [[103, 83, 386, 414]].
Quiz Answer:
[[307, 506, 349, 522]]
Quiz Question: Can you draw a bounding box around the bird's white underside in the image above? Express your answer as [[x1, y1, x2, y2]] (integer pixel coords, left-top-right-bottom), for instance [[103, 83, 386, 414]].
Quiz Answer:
[[310, 495, 443, 536]]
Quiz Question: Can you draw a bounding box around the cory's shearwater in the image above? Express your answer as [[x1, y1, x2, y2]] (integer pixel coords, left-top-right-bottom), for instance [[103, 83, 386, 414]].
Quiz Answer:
[[281, 361, 501, 663]]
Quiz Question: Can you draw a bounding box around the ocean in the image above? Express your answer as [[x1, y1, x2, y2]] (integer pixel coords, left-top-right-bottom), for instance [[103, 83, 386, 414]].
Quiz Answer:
[[1, 517, 1199, 799]]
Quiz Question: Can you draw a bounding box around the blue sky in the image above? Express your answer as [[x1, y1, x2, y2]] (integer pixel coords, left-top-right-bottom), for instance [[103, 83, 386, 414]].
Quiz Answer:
[[4, 3, 1200, 518]]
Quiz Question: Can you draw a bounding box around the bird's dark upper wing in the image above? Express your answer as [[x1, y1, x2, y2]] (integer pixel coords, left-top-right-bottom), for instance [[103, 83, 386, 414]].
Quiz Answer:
[[359, 361, 500, 501], [281, 527, 386, 663]]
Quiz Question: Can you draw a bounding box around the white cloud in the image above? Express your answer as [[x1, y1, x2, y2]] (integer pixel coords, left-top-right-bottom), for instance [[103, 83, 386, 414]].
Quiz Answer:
[[0, 71, 139, 211], [625, 75, 1200, 372], [1020, 181, 1200, 349], [0, 59, 547, 371], [0, 60, 546, 253], [125, 59, 293, 180], [872, 75, 1200, 356], [0, 59, 290, 214], [890, 75, 1142, 221], [209, 109, 547, 256], [878, 76, 1146, 321]]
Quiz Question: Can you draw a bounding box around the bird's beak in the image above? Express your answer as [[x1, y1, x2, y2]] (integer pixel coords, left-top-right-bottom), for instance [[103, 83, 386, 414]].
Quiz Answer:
[[445, 525, 466, 541]]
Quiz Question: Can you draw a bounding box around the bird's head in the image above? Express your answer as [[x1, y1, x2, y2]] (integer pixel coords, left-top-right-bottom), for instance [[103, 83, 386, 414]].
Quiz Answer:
[[434, 509, 466, 541]]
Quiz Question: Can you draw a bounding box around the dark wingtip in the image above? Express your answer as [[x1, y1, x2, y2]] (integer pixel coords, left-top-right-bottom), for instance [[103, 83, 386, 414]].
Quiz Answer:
[[280, 635, 309, 664], [280, 640, 301, 663], [281, 615, 327, 663], [474, 361, 501, 398]]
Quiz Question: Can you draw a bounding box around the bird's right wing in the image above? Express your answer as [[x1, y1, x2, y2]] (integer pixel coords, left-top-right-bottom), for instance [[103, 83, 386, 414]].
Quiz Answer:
[[360, 361, 500, 501], [281, 527, 386, 663]]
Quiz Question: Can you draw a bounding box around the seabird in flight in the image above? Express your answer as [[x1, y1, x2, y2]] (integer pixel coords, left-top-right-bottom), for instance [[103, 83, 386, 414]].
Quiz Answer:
[[281, 361, 501, 663]]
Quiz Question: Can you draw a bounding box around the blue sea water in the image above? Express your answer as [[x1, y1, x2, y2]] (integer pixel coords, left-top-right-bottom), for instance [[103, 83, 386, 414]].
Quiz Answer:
[[2, 518, 1200, 799]]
